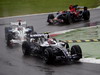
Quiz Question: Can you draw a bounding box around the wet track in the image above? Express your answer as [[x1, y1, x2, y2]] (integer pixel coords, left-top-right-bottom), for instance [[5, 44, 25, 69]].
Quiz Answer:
[[0, 9, 100, 75]]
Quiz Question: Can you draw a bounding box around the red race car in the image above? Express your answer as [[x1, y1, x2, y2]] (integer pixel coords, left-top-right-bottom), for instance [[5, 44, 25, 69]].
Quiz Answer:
[[47, 5, 90, 25]]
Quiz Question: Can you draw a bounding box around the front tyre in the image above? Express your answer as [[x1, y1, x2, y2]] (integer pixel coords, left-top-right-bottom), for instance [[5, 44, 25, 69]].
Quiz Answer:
[[6, 33, 13, 47], [71, 45, 82, 61], [5, 27, 12, 40], [22, 41, 31, 56], [43, 47, 55, 64], [47, 14, 54, 24]]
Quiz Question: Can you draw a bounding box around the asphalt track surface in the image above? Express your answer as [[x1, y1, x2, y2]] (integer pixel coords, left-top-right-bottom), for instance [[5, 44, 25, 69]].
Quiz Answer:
[[0, 9, 100, 75]]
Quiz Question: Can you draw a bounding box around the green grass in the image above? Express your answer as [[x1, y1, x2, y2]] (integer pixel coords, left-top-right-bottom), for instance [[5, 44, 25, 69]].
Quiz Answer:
[[0, 0, 99, 17], [55, 26, 100, 40], [54, 26, 100, 58], [69, 42, 100, 59]]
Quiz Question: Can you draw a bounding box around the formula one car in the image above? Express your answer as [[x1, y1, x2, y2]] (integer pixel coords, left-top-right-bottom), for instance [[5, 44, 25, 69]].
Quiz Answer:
[[5, 20, 36, 47], [22, 33, 82, 64], [47, 5, 90, 25]]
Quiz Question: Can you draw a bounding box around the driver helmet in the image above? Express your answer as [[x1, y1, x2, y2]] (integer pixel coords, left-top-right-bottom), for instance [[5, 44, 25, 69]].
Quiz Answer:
[[48, 38, 56, 44], [69, 5, 73, 10]]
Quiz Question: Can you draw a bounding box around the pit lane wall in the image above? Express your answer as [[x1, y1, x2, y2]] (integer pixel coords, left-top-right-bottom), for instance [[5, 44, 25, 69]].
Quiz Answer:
[[50, 25, 100, 64]]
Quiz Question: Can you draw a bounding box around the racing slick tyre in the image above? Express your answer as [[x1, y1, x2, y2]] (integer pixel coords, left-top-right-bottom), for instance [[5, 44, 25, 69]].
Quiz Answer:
[[6, 33, 13, 47], [5, 27, 12, 40], [47, 14, 54, 24], [64, 13, 72, 24], [71, 45, 82, 61], [33, 31, 37, 34], [26, 26, 34, 34], [43, 47, 55, 64], [22, 41, 31, 56], [83, 9, 90, 20]]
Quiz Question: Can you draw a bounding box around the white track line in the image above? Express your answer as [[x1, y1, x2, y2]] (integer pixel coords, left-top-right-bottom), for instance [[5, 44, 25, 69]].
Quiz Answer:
[[50, 25, 99, 35], [0, 12, 56, 19], [80, 58, 100, 64]]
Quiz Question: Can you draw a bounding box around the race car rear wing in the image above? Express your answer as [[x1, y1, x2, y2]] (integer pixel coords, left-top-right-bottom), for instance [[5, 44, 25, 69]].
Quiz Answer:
[[30, 33, 49, 39], [77, 6, 85, 9], [10, 21, 26, 26]]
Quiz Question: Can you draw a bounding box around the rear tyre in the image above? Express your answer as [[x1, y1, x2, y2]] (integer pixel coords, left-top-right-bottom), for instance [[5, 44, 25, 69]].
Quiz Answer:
[[65, 13, 72, 24], [33, 31, 37, 34], [22, 41, 31, 56], [83, 10, 90, 20], [71, 45, 82, 61]]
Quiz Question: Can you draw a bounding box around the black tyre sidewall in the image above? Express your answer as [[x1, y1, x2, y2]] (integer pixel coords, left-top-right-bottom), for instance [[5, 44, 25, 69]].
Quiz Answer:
[[47, 14, 54, 24], [5, 27, 12, 40], [65, 13, 72, 24], [71, 45, 82, 60], [6, 33, 13, 47], [43, 47, 55, 64], [83, 10, 90, 20], [22, 41, 31, 56]]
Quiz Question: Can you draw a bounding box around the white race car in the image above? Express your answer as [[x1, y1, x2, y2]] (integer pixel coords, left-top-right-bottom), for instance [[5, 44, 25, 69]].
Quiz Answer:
[[22, 33, 82, 64], [5, 20, 36, 47]]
